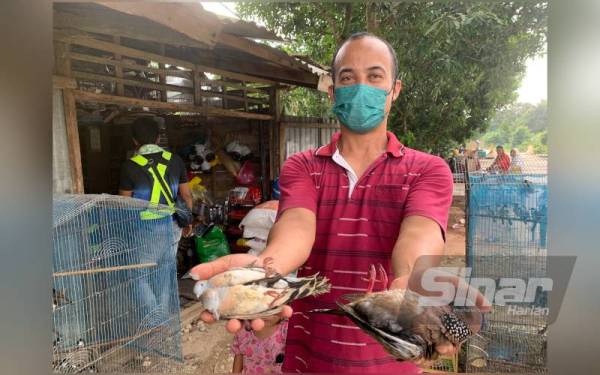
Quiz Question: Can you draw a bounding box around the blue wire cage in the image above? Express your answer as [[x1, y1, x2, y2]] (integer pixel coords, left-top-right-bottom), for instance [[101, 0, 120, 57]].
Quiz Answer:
[[464, 172, 548, 373]]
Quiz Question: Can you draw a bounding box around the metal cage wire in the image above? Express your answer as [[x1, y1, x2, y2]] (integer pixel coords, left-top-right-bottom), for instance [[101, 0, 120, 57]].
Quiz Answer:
[[464, 168, 548, 373], [52, 194, 183, 373]]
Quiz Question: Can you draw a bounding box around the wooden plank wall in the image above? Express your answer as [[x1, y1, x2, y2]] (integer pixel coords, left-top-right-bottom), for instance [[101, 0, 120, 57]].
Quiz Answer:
[[53, 31, 283, 194], [278, 116, 340, 174]]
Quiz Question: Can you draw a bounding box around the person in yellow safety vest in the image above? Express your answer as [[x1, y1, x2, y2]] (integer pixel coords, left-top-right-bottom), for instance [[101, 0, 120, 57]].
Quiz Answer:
[[119, 117, 193, 237]]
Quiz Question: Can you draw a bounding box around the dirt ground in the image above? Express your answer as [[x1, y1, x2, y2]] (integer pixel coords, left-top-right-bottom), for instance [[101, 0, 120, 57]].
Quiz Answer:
[[179, 200, 467, 373]]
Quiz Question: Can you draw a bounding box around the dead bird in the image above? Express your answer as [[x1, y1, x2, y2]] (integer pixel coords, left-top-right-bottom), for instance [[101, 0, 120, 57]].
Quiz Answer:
[[184, 257, 330, 320], [311, 264, 485, 362]]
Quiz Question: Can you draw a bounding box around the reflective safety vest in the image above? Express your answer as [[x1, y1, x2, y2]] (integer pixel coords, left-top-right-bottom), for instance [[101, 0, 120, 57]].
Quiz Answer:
[[130, 151, 176, 220]]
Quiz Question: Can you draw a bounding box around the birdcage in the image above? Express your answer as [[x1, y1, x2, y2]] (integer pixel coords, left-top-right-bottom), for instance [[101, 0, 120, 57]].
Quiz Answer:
[[464, 158, 548, 373], [52, 194, 183, 373], [426, 353, 459, 373]]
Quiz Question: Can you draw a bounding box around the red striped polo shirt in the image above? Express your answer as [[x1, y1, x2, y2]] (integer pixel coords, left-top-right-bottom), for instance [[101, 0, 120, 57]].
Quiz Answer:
[[277, 131, 453, 373]]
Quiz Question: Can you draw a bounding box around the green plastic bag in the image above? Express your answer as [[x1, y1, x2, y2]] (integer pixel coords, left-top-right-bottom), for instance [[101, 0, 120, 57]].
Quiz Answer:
[[194, 226, 230, 263]]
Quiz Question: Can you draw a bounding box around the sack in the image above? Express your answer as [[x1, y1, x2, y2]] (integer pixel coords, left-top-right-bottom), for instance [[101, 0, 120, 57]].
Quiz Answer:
[[194, 225, 230, 263], [241, 226, 270, 241], [239, 201, 279, 229]]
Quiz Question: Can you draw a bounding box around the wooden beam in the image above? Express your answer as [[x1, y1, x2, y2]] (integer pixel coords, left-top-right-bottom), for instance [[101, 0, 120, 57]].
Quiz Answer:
[[59, 33, 196, 70], [279, 120, 286, 171], [281, 122, 340, 129], [54, 41, 71, 77], [193, 70, 202, 106], [69, 52, 192, 79], [53, 75, 77, 90], [195, 63, 277, 86], [187, 49, 318, 88], [158, 44, 167, 102], [71, 71, 193, 94], [200, 79, 269, 95], [98, 2, 223, 46], [269, 87, 280, 179], [72, 89, 273, 121], [54, 5, 210, 49], [58, 32, 284, 86], [113, 36, 125, 96], [217, 32, 308, 72], [63, 90, 84, 194], [198, 90, 268, 105]]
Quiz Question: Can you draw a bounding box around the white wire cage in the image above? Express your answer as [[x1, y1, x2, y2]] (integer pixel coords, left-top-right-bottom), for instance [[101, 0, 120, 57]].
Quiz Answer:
[[52, 194, 183, 373]]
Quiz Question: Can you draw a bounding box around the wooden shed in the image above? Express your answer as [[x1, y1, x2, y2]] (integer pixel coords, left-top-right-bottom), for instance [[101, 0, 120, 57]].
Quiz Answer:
[[52, 2, 326, 200]]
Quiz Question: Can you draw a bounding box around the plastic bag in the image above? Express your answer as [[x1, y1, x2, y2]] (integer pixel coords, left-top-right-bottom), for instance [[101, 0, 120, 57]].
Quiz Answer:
[[194, 225, 230, 263], [236, 161, 257, 185]]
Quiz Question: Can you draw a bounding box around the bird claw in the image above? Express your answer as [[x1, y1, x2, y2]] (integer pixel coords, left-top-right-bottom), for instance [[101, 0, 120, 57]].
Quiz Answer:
[[361, 264, 389, 293], [265, 289, 287, 308], [262, 257, 277, 278]]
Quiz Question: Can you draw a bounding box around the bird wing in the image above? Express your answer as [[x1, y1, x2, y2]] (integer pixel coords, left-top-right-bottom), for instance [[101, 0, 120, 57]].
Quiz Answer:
[[217, 284, 290, 319], [216, 274, 330, 320], [337, 300, 424, 361], [208, 267, 267, 287], [339, 289, 457, 361]]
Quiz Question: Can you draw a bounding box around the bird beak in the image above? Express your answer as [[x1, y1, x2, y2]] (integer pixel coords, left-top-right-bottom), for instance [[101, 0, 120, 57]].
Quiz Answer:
[[181, 271, 194, 279]]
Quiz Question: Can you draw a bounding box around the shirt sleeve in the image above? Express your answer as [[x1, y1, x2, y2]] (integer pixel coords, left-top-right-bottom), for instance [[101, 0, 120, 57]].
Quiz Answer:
[[119, 162, 135, 191], [173, 155, 188, 184], [277, 153, 318, 218], [403, 155, 453, 240]]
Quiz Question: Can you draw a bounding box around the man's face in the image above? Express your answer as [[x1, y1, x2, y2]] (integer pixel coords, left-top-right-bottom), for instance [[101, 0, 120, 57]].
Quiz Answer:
[[328, 37, 402, 117], [497, 147, 504, 155]]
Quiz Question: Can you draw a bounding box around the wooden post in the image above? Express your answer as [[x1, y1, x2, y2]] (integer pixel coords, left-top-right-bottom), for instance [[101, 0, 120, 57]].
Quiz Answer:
[[55, 41, 84, 194], [158, 43, 167, 101], [243, 81, 249, 112], [193, 68, 202, 106], [113, 36, 125, 96], [269, 87, 283, 177], [62, 90, 84, 194]]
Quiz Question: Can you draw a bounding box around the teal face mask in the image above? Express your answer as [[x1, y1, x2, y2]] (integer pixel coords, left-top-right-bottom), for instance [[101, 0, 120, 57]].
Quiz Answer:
[[332, 84, 391, 133]]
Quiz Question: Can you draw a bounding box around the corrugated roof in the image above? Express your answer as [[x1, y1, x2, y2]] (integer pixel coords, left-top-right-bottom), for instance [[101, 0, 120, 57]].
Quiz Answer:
[[55, 2, 321, 88]]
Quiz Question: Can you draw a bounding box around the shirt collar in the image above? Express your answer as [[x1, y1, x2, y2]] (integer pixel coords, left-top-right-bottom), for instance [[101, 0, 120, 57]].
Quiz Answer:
[[315, 131, 405, 158]]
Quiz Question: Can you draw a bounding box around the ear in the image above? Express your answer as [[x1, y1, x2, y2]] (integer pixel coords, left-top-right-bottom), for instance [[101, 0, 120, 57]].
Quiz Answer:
[[328, 84, 335, 102], [392, 79, 402, 101]]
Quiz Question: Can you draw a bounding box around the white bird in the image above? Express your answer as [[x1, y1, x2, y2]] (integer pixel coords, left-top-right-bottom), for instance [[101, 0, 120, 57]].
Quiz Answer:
[[184, 258, 330, 320]]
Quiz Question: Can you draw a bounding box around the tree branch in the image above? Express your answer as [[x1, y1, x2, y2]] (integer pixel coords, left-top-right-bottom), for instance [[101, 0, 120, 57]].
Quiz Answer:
[[341, 3, 353, 41]]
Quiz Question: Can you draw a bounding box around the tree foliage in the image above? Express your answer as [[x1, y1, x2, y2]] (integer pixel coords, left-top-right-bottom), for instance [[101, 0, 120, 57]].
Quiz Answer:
[[479, 100, 547, 153], [238, 1, 547, 154]]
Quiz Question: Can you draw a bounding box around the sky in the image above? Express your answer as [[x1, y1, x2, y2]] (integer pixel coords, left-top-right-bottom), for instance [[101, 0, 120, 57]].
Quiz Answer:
[[200, 2, 547, 105], [517, 53, 547, 104]]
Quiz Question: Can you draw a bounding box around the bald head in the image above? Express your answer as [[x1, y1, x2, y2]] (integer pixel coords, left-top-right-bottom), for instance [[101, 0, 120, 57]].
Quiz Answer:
[[331, 32, 398, 85]]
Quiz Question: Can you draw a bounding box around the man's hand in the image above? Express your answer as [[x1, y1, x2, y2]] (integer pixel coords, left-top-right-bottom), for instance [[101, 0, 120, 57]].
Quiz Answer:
[[391, 272, 492, 360], [187, 254, 293, 333], [182, 224, 193, 238]]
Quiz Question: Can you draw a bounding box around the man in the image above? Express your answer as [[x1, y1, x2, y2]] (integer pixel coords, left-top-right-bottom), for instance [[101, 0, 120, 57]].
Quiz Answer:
[[192, 33, 489, 373], [510, 148, 525, 173], [119, 116, 193, 227], [119, 117, 193, 318], [488, 145, 511, 173]]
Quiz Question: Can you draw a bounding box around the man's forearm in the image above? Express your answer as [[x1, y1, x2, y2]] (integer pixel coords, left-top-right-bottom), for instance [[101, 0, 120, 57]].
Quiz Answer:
[[390, 215, 445, 289], [257, 208, 316, 275]]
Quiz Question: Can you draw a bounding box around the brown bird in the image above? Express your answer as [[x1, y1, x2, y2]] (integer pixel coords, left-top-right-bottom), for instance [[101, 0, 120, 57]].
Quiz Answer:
[[185, 257, 330, 320], [313, 264, 484, 362]]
